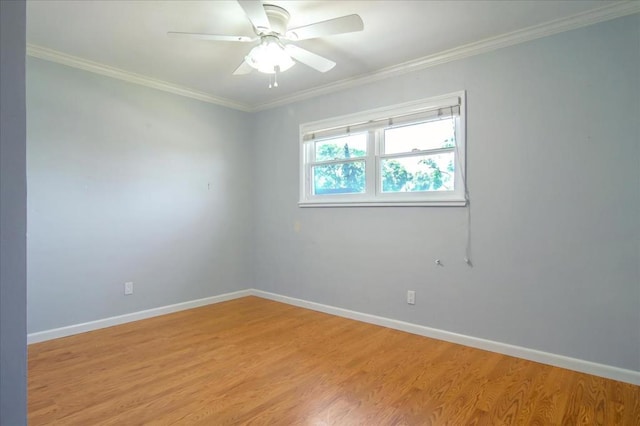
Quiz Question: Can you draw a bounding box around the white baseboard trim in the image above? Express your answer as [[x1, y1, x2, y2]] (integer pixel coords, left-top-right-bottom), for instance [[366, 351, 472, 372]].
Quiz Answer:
[[250, 289, 640, 386], [27, 289, 252, 344]]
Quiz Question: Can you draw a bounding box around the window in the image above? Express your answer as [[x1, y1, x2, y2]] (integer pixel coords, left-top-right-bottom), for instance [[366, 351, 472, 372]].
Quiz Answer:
[[300, 91, 466, 207]]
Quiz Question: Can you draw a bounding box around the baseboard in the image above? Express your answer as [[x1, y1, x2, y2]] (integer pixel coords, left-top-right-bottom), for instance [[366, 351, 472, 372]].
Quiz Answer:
[[27, 289, 252, 344], [250, 289, 640, 386]]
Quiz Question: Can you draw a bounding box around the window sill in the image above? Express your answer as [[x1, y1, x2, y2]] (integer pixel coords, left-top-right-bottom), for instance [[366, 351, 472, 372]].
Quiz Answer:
[[298, 199, 468, 208]]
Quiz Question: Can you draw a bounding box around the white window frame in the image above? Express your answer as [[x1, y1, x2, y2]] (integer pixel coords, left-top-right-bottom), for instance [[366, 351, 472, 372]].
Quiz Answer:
[[299, 91, 467, 207]]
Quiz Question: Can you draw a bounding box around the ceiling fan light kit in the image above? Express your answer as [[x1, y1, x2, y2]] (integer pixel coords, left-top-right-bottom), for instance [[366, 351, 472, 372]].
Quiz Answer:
[[167, 0, 364, 87], [245, 35, 295, 74]]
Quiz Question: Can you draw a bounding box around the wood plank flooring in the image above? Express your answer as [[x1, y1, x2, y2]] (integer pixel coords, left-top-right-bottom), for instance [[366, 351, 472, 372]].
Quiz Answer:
[[29, 296, 640, 425]]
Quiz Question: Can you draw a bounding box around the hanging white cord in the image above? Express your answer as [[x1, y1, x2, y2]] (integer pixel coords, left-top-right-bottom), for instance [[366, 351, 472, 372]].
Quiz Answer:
[[451, 106, 472, 266], [269, 66, 280, 89]]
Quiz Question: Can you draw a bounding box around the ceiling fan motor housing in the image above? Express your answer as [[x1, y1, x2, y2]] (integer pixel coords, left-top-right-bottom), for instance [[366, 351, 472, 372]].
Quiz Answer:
[[262, 4, 290, 35]]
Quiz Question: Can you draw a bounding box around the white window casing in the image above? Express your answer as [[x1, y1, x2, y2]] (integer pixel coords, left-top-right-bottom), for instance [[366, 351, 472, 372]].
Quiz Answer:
[[299, 91, 467, 207]]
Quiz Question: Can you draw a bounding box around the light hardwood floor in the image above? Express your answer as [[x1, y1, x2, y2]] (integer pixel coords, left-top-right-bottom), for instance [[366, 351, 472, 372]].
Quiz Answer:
[[29, 296, 639, 425]]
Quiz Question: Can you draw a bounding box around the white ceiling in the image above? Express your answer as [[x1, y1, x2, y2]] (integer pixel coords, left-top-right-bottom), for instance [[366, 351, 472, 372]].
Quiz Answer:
[[26, 0, 637, 111]]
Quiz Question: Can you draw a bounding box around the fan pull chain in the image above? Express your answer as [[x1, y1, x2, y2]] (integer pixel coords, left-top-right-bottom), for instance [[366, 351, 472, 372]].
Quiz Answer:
[[268, 66, 281, 89]]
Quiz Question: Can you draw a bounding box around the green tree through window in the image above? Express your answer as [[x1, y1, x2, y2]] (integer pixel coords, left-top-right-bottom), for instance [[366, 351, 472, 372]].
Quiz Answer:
[[314, 143, 366, 194]]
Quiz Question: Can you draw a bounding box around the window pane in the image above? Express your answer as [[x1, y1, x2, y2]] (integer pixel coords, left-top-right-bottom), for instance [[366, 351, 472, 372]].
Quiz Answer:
[[315, 133, 367, 162], [313, 161, 366, 195], [384, 118, 455, 154], [381, 152, 455, 192]]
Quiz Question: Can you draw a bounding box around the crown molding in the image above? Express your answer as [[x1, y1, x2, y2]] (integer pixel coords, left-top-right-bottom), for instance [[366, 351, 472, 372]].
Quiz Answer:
[[26, 44, 252, 112], [251, 1, 640, 111], [26, 2, 639, 113]]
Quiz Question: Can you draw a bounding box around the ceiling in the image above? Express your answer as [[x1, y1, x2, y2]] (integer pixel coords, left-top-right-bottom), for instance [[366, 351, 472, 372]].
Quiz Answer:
[[26, 1, 638, 111]]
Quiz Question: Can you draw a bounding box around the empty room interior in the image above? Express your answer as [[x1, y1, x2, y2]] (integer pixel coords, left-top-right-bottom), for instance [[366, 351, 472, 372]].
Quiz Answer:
[[1, 0, 640, 424]]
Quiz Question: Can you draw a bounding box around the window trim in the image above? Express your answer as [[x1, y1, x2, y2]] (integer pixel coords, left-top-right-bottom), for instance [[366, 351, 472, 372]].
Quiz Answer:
[[299, 91, 467, 207]]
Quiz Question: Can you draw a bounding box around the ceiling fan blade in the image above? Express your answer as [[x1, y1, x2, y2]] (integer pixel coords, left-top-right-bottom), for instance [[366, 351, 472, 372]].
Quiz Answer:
[[233, 60, 253, 75], [285, 45, 335, 73], [237, 0, 271, 32], [167, 32, 255, 42], [286, 14, 363, 41]]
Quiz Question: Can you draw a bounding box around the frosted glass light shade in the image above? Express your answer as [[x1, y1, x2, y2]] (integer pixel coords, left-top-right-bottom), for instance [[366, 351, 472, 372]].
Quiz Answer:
[[245, 36, 295, 74]]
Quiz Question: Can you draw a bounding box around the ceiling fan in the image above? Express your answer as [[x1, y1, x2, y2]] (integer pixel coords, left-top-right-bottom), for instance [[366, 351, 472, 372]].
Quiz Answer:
[[168, 0, 364, 81]]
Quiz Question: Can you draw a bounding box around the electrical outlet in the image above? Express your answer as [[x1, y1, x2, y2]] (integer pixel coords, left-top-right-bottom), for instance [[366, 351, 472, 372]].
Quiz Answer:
[[407, 290, 415, 305], [124, 281, 134, 295]]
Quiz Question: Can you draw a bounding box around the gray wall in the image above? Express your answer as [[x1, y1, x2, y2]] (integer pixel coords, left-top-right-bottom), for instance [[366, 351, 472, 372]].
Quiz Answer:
[[0, 0, 27, 424], [251, 15, 640, 371], [27, 58, 253, 332], [26, 14, 639, 375]]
